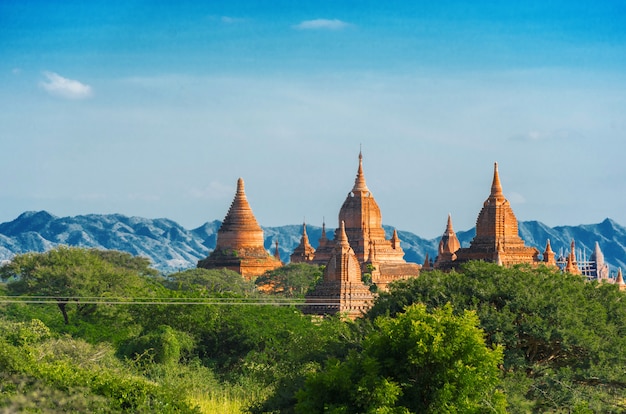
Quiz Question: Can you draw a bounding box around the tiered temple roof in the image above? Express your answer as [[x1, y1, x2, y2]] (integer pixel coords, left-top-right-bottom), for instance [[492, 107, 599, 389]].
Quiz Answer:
[[442, 163, 540, 267], [335, 152, 420, 290], [303, 221, 375, 319], [197, 178, 282, 279]]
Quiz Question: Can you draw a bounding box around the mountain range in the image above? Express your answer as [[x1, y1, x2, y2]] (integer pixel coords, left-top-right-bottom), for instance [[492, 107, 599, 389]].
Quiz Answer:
[[1, 211, 625, 275]]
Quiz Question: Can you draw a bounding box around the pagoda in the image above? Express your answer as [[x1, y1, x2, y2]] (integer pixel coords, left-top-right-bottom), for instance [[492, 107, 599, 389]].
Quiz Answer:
[[542, 239, 557, 267], [310, 221, 334, 266], [290, 222, 316, 263], [328, 152, 420, 290], [197, 178, 282, 279], [434, 214, 461, 270], [303, 221, 375, 319], [564, 240, 582, 275], [448, 163, 540, 266]]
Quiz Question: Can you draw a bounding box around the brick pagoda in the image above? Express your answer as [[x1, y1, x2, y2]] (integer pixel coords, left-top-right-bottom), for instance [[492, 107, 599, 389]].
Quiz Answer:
[[197, 177, 282, 279]]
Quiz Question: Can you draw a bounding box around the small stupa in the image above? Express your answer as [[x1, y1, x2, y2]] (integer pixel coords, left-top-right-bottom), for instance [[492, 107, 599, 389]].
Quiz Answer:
[[542, 239, 557, 267], [434, 214, 461, 270], [290, 222, 316, 263], [564, 240, 582, 275], [197, 178, 282, 279]]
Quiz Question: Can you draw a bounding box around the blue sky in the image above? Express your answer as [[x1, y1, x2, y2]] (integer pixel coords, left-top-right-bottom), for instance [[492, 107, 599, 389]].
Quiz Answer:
[[1, 0, 626, 238]]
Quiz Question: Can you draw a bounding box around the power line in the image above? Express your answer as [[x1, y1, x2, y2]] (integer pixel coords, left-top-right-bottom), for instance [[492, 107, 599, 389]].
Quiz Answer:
[[0, 296, 341, 307]]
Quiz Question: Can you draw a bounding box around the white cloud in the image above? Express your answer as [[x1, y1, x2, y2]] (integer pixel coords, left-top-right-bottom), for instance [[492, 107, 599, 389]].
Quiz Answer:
[[40, 71, 93, 100], [293, 19, 350, 30]]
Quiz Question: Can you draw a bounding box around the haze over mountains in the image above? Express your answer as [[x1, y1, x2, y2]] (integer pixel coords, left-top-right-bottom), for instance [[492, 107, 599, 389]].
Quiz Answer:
[[1, 211, 625, 275]]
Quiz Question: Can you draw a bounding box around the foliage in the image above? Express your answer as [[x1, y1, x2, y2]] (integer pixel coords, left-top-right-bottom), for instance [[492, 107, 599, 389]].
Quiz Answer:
[[0, 247, 160, 324], [255, 263, 323, 297], [0, 317, 199, 413], [369, 262, 626, 412], [164, 268, 256, 296], [295, 304, 506, 413], [118, 325, 195, 366]]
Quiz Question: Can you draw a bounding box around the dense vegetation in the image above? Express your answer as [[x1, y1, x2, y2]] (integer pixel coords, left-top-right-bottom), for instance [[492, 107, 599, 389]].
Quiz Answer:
[[1, 247, 625, 412]]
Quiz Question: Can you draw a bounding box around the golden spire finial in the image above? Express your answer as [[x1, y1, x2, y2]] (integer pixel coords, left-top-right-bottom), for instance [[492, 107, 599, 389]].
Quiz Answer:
[[544, 238, 554, 253], [352, 150, 370, 193], [236, 177, 245, 196], [490, 162, 504, 199], [446, 213, 454, 233], [337, 220, 350, 246]]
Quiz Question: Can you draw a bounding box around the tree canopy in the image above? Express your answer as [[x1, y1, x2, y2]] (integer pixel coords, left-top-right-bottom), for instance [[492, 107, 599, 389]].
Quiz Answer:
[[164, 267, 256, 296], [369, 262, 626, 412], [255, 263, 323, 297], [0, 246, 160, 324], [295, 303, 506, 413]]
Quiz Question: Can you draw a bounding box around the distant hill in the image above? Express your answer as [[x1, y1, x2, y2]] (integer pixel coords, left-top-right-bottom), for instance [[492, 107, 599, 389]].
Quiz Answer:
[[0, 211, 624, 274]]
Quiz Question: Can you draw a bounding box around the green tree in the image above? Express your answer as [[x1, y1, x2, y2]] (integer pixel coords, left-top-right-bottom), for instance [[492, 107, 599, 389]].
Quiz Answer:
[[0, 247, 159, 324], [369, 262, 626, 412], [164, 267, 256, 296], [296, 304, 506, 413], [255, 263, 323, 297]]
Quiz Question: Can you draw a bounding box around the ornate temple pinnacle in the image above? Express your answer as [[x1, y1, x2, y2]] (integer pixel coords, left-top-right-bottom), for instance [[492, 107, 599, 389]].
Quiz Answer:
[[490, 162, 504, 199], [337, 220, 350, 246], [446, 213, 454, 232], [352, 151, 370, 193], [545, 238, 554, 254], [236, 177, 245, 196]]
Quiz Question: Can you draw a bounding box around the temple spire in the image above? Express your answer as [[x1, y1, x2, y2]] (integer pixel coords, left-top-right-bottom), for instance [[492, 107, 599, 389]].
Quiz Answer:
[[352, 151, 370, 193], [337, 220, 350, 247], [391, 228, 400, 249], [490, 162, 504, 200], [301, 222, 310, 243], [237, 177, 245, 196], [274, 239, 281, 262], [445, 213, 454, 233], [543, 239, 556, 266]]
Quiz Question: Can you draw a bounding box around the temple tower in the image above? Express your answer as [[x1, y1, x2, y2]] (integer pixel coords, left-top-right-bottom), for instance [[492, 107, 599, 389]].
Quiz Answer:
[[454, 163, 540, 266], [434, 214, 461, 270], [542, 239, 557, 267], [310, 220, 334, 266], [197, 178, 282, 279], [290, 222, 316, 263], [334, 151, 420, 289], [564, 240, 582, 275], [303, 221, 375, 319]]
